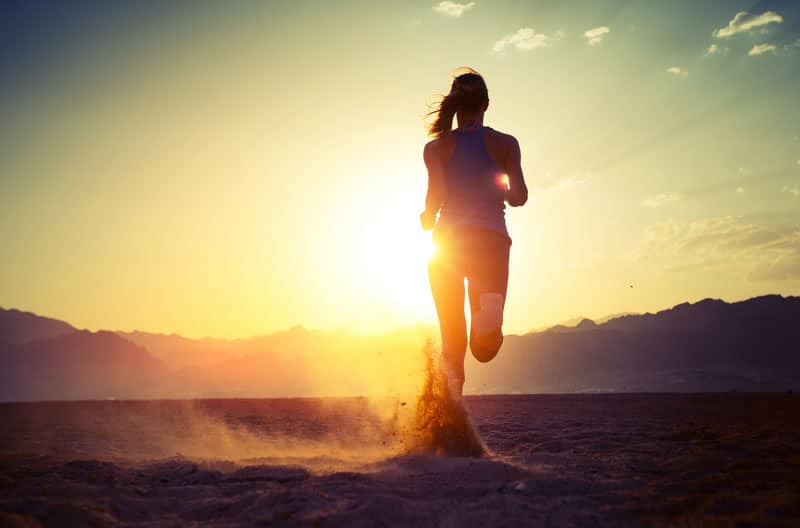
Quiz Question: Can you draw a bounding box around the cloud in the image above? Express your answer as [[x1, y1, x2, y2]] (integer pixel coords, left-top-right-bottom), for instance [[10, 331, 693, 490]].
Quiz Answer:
[[783, 39, 800, 51], [643, 193, 682, 207], [432, 1, 475, 17], [493, 28, 552, 52], [706, 44, 728, 56], [639, 216, 800, 281], [748, 43, 777, 56], [736, 186, 745, 194], [713, 11, 783, 38], [530, 171, 593, 196], [666, 66, 688, 76], [584, 26, 610, 46], [553, 176, 589, 191], [784, 186, 800, 197], [531, 171, 590, 194], [751, 251, 800, 281]]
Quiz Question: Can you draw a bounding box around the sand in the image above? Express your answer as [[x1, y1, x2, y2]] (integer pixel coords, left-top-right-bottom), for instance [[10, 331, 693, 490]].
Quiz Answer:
[[1, 393, 799, 527]]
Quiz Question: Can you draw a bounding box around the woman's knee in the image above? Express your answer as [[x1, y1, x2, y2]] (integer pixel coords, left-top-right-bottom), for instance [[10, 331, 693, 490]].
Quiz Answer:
[[470, 332, 503, 363]]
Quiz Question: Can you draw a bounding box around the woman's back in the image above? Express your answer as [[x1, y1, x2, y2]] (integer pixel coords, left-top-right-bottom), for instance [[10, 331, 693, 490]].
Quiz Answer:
[[433, 126, 515, 236]]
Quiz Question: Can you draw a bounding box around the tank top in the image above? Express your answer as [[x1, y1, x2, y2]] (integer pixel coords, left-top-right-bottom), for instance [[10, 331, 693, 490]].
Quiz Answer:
[[435, 125, 509, 239]]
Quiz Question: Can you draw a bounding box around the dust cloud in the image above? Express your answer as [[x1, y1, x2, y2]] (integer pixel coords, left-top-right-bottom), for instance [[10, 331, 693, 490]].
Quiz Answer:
[[1, 341, 487, 470], [116, 340, 489, 465], [404, 339, 486, 457]]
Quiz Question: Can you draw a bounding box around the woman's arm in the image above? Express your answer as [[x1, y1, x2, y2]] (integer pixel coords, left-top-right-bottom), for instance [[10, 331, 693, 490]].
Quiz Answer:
[[421, 141, 445, 230], [504, 136, 528, 207]]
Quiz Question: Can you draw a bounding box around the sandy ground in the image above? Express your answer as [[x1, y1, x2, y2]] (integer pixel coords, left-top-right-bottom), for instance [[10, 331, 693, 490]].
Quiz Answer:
[[1, 394, 799, 527]]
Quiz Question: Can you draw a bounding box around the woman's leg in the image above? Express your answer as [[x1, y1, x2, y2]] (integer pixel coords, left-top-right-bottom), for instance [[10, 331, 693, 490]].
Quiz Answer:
[[466, 229, 510, 363], [428, 242, 468, 397]]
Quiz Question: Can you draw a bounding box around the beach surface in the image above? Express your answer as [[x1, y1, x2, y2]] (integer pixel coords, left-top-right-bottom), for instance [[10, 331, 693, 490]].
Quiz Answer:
[[1, 394, 798, 527]]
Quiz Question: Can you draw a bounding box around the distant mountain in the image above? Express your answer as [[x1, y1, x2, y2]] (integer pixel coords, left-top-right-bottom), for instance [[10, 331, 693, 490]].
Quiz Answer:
[[0, 310, 437, 400], [545, 318, 599, 334], [0, 296, 798, 401], [530, 312, 639, 333], [166, 324, 438, 398], [118, 324, 438, 371], [116, 331, 242, 369], [465, 295, 800, 394], [0, 330, 166, 401], [0, 307, 75, 345], [601, 296, 797, 333]]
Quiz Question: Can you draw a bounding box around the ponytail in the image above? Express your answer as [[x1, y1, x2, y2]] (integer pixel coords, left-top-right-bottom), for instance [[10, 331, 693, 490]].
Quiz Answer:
[[427, 93, 462, 139], [425, 68, 489, 139]]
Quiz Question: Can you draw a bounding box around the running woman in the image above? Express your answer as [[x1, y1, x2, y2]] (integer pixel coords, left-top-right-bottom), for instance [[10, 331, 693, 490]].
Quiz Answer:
[[420, 68, 528, 399]]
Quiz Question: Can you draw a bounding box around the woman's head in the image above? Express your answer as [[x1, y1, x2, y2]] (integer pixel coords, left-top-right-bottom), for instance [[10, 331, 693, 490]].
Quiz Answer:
[[427, 67, 489, 139]]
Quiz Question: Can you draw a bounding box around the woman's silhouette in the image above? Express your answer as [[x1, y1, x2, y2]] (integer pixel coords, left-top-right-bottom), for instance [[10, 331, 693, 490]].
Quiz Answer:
[[421, 68, 528, 400]]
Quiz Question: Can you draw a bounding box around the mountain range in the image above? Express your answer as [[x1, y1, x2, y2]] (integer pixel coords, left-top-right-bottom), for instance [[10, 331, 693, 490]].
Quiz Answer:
[[1, 295, 798, 401]]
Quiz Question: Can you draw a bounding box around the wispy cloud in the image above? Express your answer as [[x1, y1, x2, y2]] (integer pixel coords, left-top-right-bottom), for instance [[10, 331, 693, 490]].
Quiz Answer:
[[748, 43, 777, 56], [736, 186, 745, 194], [432, 1, 475, 18], [553, 176, 589, 191], [639, 216, 800, 281], [713, 11, 783, 38], [785, 186, 800, 197], [783, 39, 800, 51], [584, 26, 610, 46], [666, 66, 688, 77], [532, 172, 591, 194], [493, 28, 552, 52], [643, 193, 682, 207], [706, 44, 728, 56]]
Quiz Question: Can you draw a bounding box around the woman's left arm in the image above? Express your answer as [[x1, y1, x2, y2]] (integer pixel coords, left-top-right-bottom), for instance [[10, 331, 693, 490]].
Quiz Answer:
[[421, 141, 445, 230]]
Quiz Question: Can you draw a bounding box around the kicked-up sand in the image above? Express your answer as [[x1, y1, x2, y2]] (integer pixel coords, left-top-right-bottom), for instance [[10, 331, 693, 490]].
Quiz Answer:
[[1, 392, 799, 526]]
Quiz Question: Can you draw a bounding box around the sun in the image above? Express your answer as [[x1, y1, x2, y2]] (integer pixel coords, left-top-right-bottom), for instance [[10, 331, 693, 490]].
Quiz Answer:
[[330, 159, 440, 326], [355, 218, 435, 314]]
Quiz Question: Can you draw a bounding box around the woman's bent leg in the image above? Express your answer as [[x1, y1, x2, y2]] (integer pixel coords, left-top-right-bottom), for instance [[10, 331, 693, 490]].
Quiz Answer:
[[466, 230, 510, 363], [428, 253, 467, 397]]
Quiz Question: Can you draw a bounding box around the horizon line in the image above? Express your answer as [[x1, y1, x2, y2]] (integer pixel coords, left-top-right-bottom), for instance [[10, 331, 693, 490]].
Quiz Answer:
[[2, 292, 794, 342]]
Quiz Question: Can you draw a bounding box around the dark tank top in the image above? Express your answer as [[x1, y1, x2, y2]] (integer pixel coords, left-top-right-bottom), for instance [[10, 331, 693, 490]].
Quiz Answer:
[[435, 126, 509, 241]]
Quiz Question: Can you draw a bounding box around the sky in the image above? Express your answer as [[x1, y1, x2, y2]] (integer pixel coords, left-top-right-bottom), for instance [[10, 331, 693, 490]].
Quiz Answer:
[[1, 0, 799, 339]]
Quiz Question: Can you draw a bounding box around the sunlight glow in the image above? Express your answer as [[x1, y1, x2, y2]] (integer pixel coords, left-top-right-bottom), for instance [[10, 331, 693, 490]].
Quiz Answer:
[[496, 173, 510, 191], [356, 219, 434, 313], [327, 162, 438, 324]]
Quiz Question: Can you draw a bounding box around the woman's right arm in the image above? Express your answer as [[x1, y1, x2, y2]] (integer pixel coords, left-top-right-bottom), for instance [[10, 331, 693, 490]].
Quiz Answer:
[[504, 136, 528, 207], [421, 141, 445, 230]]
